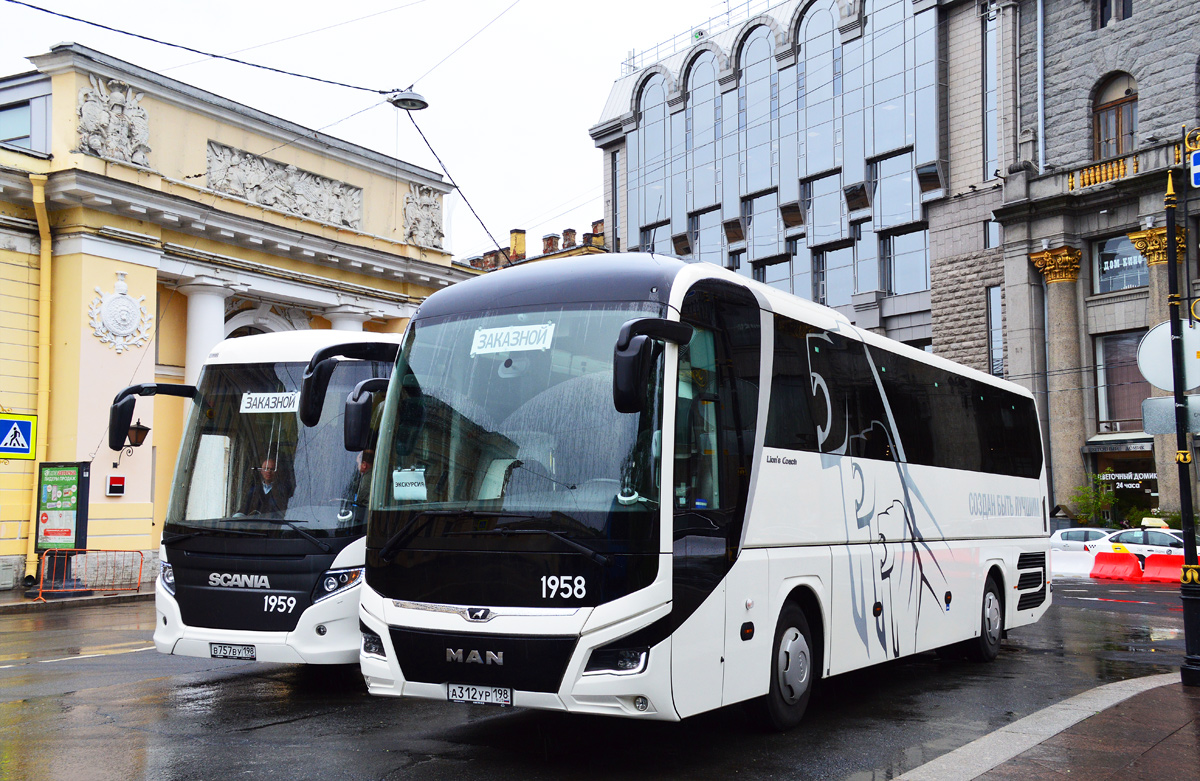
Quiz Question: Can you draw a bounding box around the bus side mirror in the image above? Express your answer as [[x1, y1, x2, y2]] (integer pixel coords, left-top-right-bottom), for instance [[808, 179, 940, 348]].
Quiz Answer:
[[109, 395, 137, 451], [301, 358, 339, 428], [345, 377, 389, 451], [109, 383, 197, 450], [613, 318, 693, 414], [301, 341, 402, 428]]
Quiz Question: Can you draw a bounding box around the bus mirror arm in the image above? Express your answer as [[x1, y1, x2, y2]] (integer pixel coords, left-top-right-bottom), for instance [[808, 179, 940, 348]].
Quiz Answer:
[[613, 318, 693, 414], [345, 377, 389, 451], [108, 383, 197, 451], [300, 341, 402, 428]]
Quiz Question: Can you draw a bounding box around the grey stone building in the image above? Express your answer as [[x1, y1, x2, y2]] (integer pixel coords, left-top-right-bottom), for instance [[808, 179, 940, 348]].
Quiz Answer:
[[589, 0, 1015, 357], [993, 0, 1200, 518]]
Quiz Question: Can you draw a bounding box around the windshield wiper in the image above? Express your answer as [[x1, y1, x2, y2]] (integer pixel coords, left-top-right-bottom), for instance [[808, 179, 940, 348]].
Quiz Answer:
[[223, 517, 331, 552], [444, 527, 611, 567], [378, 510, 535, 562], [163, 526, 268, 544]]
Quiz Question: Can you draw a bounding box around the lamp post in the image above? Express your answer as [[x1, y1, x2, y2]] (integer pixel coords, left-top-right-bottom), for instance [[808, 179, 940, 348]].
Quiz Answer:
[[1166, 170, 1200, 685]]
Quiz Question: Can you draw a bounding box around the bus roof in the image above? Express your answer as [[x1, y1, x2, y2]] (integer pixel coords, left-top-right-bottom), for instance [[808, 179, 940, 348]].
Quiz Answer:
[[205, 330, 404, 365], [406, 253, 1033, 401]]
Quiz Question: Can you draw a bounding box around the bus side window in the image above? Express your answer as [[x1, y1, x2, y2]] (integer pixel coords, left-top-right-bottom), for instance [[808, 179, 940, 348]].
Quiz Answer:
[[675, 333, 721, 511]]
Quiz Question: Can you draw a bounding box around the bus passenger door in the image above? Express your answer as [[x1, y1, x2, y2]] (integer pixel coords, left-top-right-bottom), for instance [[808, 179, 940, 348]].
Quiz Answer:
[[669, 282, 761, 718]]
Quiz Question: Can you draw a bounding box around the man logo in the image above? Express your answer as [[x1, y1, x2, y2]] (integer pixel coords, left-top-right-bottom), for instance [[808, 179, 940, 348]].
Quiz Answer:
[[446, 648, 504, 665], [466, 607, 490, 621]]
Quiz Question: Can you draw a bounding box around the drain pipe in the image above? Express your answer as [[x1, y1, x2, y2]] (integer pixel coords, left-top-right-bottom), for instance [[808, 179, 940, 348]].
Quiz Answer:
[[24, 174, 52, 583], [1037, 0, 1046, 172]]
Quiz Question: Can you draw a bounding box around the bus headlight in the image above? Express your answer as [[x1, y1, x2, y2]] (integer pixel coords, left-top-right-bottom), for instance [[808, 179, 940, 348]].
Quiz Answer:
[[312, 567, 363, 603], [160, 561, 175, 595], [584, 647, 648, 675]]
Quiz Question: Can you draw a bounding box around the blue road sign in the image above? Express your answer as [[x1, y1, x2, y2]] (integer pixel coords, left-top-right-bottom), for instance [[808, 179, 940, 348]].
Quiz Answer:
[[1192, 149, 1200, 188], [0, 414, 37, 459]]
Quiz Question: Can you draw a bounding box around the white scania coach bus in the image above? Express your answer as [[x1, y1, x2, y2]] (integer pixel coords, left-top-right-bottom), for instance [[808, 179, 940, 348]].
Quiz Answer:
[[111, 330, 401, 664], [354, 254, 1050, 728]]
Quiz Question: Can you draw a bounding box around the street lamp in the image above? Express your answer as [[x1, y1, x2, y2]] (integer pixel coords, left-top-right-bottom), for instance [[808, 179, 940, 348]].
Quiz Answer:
[[387, 89, 428, 111], [112, 418, 150, 468]]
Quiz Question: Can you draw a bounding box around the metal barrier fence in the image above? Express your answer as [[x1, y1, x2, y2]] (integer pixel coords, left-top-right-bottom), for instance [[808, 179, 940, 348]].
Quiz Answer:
[[33, 549, 144, 602]]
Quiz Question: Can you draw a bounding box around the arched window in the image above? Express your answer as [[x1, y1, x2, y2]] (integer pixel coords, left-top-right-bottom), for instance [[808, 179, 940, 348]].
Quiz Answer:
[[687, 52, 719, 210], [636, 74, 669, 238], [738, 27, 778, 195], [1093, 74, 1137, 160]]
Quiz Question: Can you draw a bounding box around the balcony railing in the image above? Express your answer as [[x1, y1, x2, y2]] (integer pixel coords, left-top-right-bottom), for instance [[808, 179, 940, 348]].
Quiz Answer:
[[1063, 142, 1183, 193], [620, 0, 785, 75]]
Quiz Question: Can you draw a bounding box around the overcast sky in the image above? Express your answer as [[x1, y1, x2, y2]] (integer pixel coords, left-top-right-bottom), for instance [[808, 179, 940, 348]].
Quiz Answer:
[[0, 0, 739, 260]]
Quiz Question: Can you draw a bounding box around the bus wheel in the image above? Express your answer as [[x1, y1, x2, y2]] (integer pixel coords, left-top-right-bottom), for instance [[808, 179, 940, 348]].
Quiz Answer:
[[968, 577, 1003, 662], [754, 603, 813, 731]]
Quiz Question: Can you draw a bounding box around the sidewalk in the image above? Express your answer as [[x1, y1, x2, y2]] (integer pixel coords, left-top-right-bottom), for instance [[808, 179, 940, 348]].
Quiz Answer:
[[0, 581, 154, 614], [898, 672, 1200, 780]]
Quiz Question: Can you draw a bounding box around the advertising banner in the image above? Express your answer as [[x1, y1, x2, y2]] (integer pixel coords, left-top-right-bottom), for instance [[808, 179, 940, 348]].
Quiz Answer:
[[35, 462, 90, 551]]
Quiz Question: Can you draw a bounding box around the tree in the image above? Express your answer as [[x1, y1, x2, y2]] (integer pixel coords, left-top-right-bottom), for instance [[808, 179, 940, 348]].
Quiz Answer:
[[1069, 470, 1116, 526]]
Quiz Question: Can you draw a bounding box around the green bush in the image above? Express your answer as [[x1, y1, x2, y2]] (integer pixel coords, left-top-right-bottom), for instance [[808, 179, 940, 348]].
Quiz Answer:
[[1069, 470, 1115, 526]]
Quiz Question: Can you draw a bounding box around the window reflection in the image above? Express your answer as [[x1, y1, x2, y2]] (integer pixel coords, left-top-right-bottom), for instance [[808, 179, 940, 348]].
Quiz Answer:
[[615, 0, 938, 314], [884, 229, 929, 295]]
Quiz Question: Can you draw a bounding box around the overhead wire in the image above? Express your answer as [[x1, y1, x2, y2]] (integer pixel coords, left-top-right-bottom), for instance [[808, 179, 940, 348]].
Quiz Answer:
[[3, 0, 401, 94], [408, 0, 522, 88], [404, 111, 510, 264], [159, 0, 436, 73]]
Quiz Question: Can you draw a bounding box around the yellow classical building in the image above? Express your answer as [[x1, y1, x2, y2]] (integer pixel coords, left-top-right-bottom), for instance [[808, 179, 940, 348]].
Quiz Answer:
[[0, 44, 475, 588]]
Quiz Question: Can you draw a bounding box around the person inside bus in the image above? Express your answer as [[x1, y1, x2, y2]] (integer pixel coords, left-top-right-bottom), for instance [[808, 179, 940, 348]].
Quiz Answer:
[[242, 457, 290, 516], [345, 448, 375, 506]]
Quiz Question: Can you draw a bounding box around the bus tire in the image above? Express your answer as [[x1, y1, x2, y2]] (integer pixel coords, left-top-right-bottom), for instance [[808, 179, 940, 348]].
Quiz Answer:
[[753, 603, 814, 731], [968, 577, 1003, 662]]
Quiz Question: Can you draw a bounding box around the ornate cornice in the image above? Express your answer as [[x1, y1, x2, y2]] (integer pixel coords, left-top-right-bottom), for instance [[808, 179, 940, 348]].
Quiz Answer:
[[1128, 226, 1187, 266], [1030, 246, 1082, 283]]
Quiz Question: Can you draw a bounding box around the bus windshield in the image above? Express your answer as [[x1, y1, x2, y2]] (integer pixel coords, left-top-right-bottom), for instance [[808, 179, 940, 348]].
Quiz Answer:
[[165, 358, 393, 540], [368, 302, 665, 557]]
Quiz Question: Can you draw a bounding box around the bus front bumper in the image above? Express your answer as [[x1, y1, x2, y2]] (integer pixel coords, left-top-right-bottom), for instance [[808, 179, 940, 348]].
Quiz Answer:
[[357, 589, 679, 721], [154, 577, 362, 665]]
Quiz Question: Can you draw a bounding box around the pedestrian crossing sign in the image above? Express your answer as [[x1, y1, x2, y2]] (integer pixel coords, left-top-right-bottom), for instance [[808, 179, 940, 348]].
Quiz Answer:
[[0, 414, 37, 460]]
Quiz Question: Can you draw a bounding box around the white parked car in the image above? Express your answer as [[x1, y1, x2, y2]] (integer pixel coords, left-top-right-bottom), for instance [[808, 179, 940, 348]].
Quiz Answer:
[[1050, 527, 1110, 552], [1085, 528, 1185, 565]]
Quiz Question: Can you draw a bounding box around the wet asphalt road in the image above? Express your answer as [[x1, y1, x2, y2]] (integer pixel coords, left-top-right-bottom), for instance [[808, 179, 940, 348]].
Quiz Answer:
[[0, 579, 1187, 781]]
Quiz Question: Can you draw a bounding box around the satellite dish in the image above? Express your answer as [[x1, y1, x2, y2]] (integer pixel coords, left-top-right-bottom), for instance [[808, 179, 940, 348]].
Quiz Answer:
[[1137, 320, 1200, 392]]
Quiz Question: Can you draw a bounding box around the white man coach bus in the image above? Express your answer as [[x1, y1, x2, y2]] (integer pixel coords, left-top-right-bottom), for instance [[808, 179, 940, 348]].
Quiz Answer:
[[352, 253, 1050, 728]]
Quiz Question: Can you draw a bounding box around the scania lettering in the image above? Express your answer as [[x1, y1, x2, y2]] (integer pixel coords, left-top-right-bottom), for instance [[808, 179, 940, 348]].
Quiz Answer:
[[208, 573, 272, 589], [358, 254, 1050, 729], [111, 330, 401, 665]]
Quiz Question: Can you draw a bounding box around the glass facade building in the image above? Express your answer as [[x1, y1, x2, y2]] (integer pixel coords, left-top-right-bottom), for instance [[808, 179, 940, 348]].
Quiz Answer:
[[592, 0, 943, 340]]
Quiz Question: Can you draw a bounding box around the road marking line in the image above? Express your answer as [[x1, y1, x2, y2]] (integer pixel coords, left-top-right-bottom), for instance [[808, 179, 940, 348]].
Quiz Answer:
[[0, 646, 154, 669]]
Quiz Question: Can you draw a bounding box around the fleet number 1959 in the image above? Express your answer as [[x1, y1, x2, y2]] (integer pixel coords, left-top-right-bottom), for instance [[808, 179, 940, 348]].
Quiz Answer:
[[263, 595, 296, 613]]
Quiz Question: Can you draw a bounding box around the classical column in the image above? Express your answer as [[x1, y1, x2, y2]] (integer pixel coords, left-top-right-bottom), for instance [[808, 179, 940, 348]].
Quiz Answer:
[[1030, 246, 1087, 511], [1129, 225, 1189, 514], [324, 305, 371, 331], [178, 276, 233, 385]]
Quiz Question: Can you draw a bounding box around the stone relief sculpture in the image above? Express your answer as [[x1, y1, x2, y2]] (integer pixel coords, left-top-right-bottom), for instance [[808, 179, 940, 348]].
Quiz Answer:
[[206, 142, 363, 230], [89, 272, 153, 354], [403, 183, 444, 249], [77, 75, 152, 167]]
